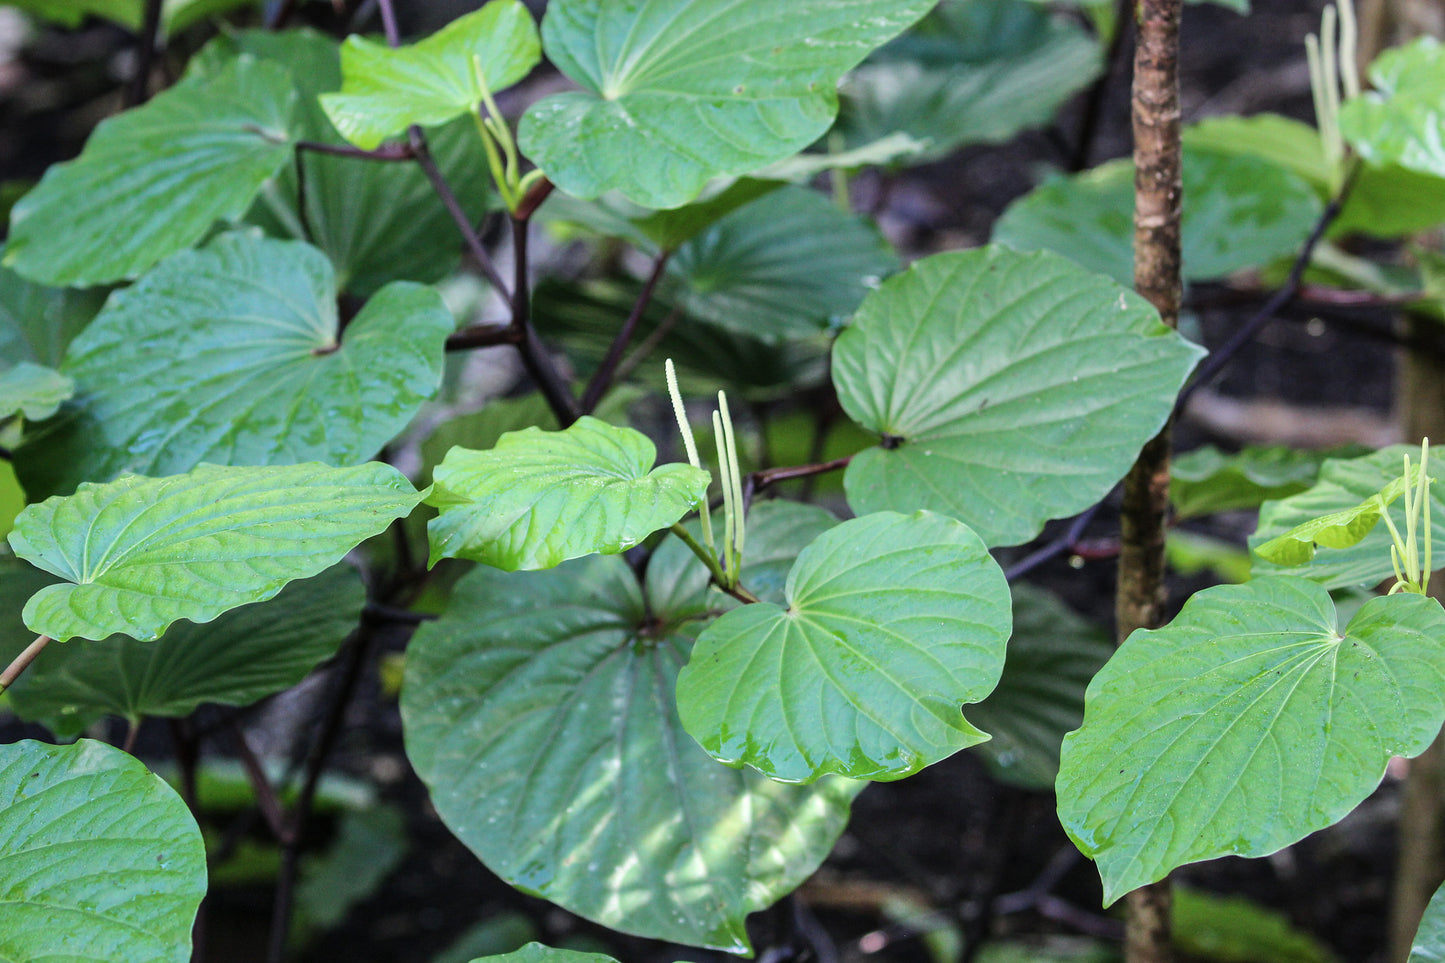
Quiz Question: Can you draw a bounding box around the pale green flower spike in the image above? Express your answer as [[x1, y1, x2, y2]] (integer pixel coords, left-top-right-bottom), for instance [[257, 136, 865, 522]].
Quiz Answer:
[[1379, 439, 1433, 595], [710, 392, 747, 586], [469, 55, 523, 211], [1305, 0, 1359, 192], [666, 359, 716, 559]]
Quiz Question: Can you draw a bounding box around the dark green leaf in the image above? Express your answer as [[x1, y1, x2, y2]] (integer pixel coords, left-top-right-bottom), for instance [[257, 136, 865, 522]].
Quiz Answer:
[[19, 232, 452, 498], [833, 246, 1204, 547], [320, 1, 541, 150], [1057, 579, 1445, 904], [297, 805, 408, 932], [8, 461, 423, 641], [4, 57, 296, 286], [520, 0, 935, 207], [1173, 888, 1339, 963], [1171, 444, 1349, 520], [0, 246, 106, 367], [402, 502, 859, 952], [0, 739, 207, 961], [679, 510, 1010, 782], [993, 149, 1323, 285], [426, 416, 709, 570]]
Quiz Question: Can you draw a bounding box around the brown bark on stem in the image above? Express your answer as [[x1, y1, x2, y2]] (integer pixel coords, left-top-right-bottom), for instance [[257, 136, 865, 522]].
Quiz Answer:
[[1118, 0, 1182, 961]]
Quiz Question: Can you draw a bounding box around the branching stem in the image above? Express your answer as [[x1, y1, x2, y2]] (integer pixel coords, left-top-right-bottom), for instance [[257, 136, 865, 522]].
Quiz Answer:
[[581, 251, 673, 413]]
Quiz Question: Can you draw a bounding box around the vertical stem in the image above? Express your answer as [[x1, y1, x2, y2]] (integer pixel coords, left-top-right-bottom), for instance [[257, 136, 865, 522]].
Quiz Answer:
[[580, 250, 673, 414], [375, 0, 401, 47], [509, 215, 580, 425], [125, 0, 165, 107], [1119, 0, 1183, 960]]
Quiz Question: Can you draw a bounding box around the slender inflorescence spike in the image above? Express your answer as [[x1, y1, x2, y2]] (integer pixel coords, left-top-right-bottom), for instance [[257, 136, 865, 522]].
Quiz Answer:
[[713, 409, 736, 584], [1338, 0, 1360, 98], [717, 391, 746, 566], [666, 359, 715, 556], [1422, 440, 1432, 589]]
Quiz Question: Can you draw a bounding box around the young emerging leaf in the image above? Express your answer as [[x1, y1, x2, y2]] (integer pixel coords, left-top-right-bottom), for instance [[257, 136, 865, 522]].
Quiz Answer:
[[833, 245, 1204, 547], [403, 503, 860, 953], [427, 416, 710, 570], [3, 57, 296, 287], [3, 565, 364, 733], [1340, 37, 1445, 180], [1252, 445, 1445, 589], [320, 0, 542, 150], [18, 232, 453, 498], [7, 461, 424, 642], [0, 361, 73, 422], [677, 510, 1011, 783], [0, 739, 207, 961], [1253, 474, 1410, 566], [993, 148, 1322, 286], [519, 0, 936, 207], [1057, 578, 1445, 905]]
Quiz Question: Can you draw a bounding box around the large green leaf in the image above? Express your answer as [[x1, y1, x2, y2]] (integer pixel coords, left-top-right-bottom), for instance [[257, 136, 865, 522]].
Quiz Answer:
[[836, 0, 1101, 163], [662, 185, 897, 341], [1056, 578, 1445, 905], [0, 247, 105, 368], [18, 232, 452, 498], [3, 57, 296, 287], [1250, 445, 1445, 589], [7, 461, 423, 642], [0, 739, 206, 961], [210, 29, 493, 297], [519, 0, 935, 207], [833, 246, 1204, 547], [678, 510, 1010, 783], [402, 502, 861, 952], [5, 565, 363, 730], [966, 584, 1112, 790], [427, 416, 709, 570], [0, 361, 73, 422], [992, 149, 1323, 285], [1171, 444, 1349, 520], [1411, 882, 1445, 962], [320, 1, 541, 150], [1340, 38, 1445, 180], [1183, 113, 1445, 238]]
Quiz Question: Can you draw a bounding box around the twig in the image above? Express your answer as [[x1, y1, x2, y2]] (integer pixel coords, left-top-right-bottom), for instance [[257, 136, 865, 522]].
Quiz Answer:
[[409, 127, 511, 298], [1004, 504, 1102, 581], [513, 177, 556, 222], [580, 251, 673, 413], [509, 215, 581, 425], [749, 455, 852, 495], [125, 0, 165, 107], [613, 306, 682, 384], [445, 323, 520, 351], [228, 720, 290, 843], [0, 635, 52, 694], [1174, 162, 1359, 418], [294, 140, 414, 162], [375, 0, 400, 46]]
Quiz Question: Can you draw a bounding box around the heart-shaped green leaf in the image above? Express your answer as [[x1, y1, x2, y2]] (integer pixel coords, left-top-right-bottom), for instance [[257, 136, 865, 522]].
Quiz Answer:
[[0, 361, 73, 421], [320, 1, 541, 150], [678, 510, 1011, 783], [8, 461, 423, 642], [3, 56, 296, 287], [966, 584, 1112, 790], [519, 0, 935, 207], [206, 29, 493, 297], [17, 232, 452, 498], [402, 503, 860, 952], [0, 739, 207, 961], [663, 185, 897, 341], [1056, 578, 1445, 905], [833, 246, 1204, 547], [993, 148, 1323, 285], [1340, 38, 1445, 180], [836, 0, 1102, 163], [1411, 882, 1445, 962], [1251, 446, 1445, 589], [4, 565, 363, 731], [426, 416, 710, 570]]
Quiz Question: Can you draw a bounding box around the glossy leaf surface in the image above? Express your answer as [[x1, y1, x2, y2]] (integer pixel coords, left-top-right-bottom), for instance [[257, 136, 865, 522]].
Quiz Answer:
[[834, 246, 1204, 547], [0, 739, 206, 961], [992, 149, 1321, 285], [836, 0, 1101, 162], [1251, 445, 1445, 589], [427, 416, 709, 570], [0, 361, 73, 421], [1057, 579, 1445, 904], [22, 232, 452, 497], [679, 510, 1010, 782], [8, 461, 422, 642], [6, 566, 363, 729], [403, 503, 860, 952], [664, 185, 897, 341], [520, 0, 935, 207], [1341, 38, 1445, 180], [3, 57, 295, 286], [967, 584, 1112, 790], [218, 29, 493, 296], [321, 1, 541, 149]]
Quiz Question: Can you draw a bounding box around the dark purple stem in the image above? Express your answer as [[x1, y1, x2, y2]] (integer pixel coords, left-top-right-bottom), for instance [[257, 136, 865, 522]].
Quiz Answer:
[[580, 251, 673, 413]]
